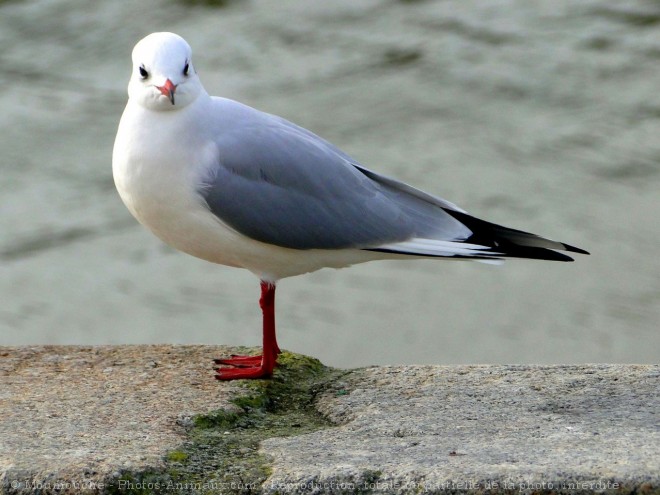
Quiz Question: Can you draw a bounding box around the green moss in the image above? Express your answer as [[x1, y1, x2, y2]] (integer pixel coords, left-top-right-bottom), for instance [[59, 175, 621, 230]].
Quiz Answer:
[[166, 451, 189, 463], [192, 408, 241, 430], [104, 350, 345, 494]]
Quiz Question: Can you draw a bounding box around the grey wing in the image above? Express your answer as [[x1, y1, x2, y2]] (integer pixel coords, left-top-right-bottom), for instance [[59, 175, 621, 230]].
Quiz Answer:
[[199, 118, 472, 250]]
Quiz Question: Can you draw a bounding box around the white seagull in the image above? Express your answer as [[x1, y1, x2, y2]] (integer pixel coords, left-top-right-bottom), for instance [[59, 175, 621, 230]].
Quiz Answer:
[[113, 32, 588, 380]]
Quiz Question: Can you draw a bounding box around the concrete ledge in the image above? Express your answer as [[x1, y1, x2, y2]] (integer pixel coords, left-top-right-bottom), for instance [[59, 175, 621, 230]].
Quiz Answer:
[[0, 346, 658, 494]]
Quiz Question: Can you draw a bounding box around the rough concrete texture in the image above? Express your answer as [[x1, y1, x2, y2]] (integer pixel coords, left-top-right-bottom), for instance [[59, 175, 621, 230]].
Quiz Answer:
[[0, 347, 658, 494], [263, 365, 660, 493], [0, 345, 247, 494]]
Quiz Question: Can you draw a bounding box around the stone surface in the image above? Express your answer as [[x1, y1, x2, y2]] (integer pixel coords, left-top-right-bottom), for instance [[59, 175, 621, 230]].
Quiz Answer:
[[0, 347, 658, 494], [263, 364, 660, 493], [0, 345, 245, 493]]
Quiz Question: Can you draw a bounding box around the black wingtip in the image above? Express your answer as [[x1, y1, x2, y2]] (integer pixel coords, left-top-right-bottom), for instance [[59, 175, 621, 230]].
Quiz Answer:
[[562, 243, 590, 255], [512, 248, 575, 262], [442, 209, 590, 259]]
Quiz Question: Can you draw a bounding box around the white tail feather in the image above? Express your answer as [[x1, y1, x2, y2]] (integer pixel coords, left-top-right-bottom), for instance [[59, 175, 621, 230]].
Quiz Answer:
[[376, 238, 503, 258]]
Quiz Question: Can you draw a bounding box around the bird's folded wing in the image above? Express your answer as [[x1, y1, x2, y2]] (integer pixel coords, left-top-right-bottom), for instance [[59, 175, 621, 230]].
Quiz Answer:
[[198, 117, 473, 251]]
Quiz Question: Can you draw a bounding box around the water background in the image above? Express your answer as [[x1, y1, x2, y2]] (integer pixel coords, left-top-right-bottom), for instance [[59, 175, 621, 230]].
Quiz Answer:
[[1, 0, 658, 367]]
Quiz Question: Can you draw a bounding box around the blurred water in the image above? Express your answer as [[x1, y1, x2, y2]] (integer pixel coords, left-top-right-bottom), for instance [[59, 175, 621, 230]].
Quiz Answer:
[[1, 0, 658, 367]]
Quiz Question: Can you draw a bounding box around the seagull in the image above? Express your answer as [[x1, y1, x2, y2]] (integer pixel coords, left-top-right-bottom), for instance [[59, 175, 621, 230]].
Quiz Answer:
[[112, 32, 588, 380]]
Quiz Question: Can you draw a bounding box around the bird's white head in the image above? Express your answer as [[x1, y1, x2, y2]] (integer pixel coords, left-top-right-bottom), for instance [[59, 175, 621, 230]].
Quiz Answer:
[[128, 32, 205, 111]]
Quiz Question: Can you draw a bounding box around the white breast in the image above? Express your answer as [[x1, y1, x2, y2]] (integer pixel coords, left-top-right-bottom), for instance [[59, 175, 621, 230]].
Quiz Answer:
[[113, 100, 244, 267], [112, 98, 390, 281]]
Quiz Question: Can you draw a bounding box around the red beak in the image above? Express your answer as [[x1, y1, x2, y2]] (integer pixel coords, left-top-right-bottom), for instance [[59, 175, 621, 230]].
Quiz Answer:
[[156, 79, 177, 105]]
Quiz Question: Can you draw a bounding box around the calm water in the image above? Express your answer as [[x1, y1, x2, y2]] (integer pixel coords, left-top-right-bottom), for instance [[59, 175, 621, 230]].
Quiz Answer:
[[1, 0, 658, 367]]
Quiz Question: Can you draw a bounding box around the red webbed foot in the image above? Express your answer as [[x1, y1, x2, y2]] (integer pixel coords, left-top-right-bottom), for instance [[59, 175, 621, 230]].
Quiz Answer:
[[214, 354, 263, 368], [214, 361, 274, 380]]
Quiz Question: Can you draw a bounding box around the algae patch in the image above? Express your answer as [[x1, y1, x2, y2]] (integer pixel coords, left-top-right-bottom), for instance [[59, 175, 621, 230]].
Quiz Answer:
[[108, 351, 343, 494]]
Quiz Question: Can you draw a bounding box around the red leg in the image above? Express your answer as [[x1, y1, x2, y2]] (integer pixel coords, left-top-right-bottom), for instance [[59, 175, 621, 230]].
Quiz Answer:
[[258, 280, 281, 357], [215, 281, 281, 380]]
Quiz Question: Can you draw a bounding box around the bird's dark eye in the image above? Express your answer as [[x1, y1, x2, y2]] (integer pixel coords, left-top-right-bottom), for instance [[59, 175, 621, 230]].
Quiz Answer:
[[139, 65, 149, 79], [183, 62, 190, 76]]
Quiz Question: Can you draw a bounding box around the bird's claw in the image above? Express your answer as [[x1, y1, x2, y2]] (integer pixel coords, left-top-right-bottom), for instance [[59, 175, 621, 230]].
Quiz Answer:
[[214, 364, 273, 380], [213, 350, 279, 380], [214, 354, 263, 368]]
